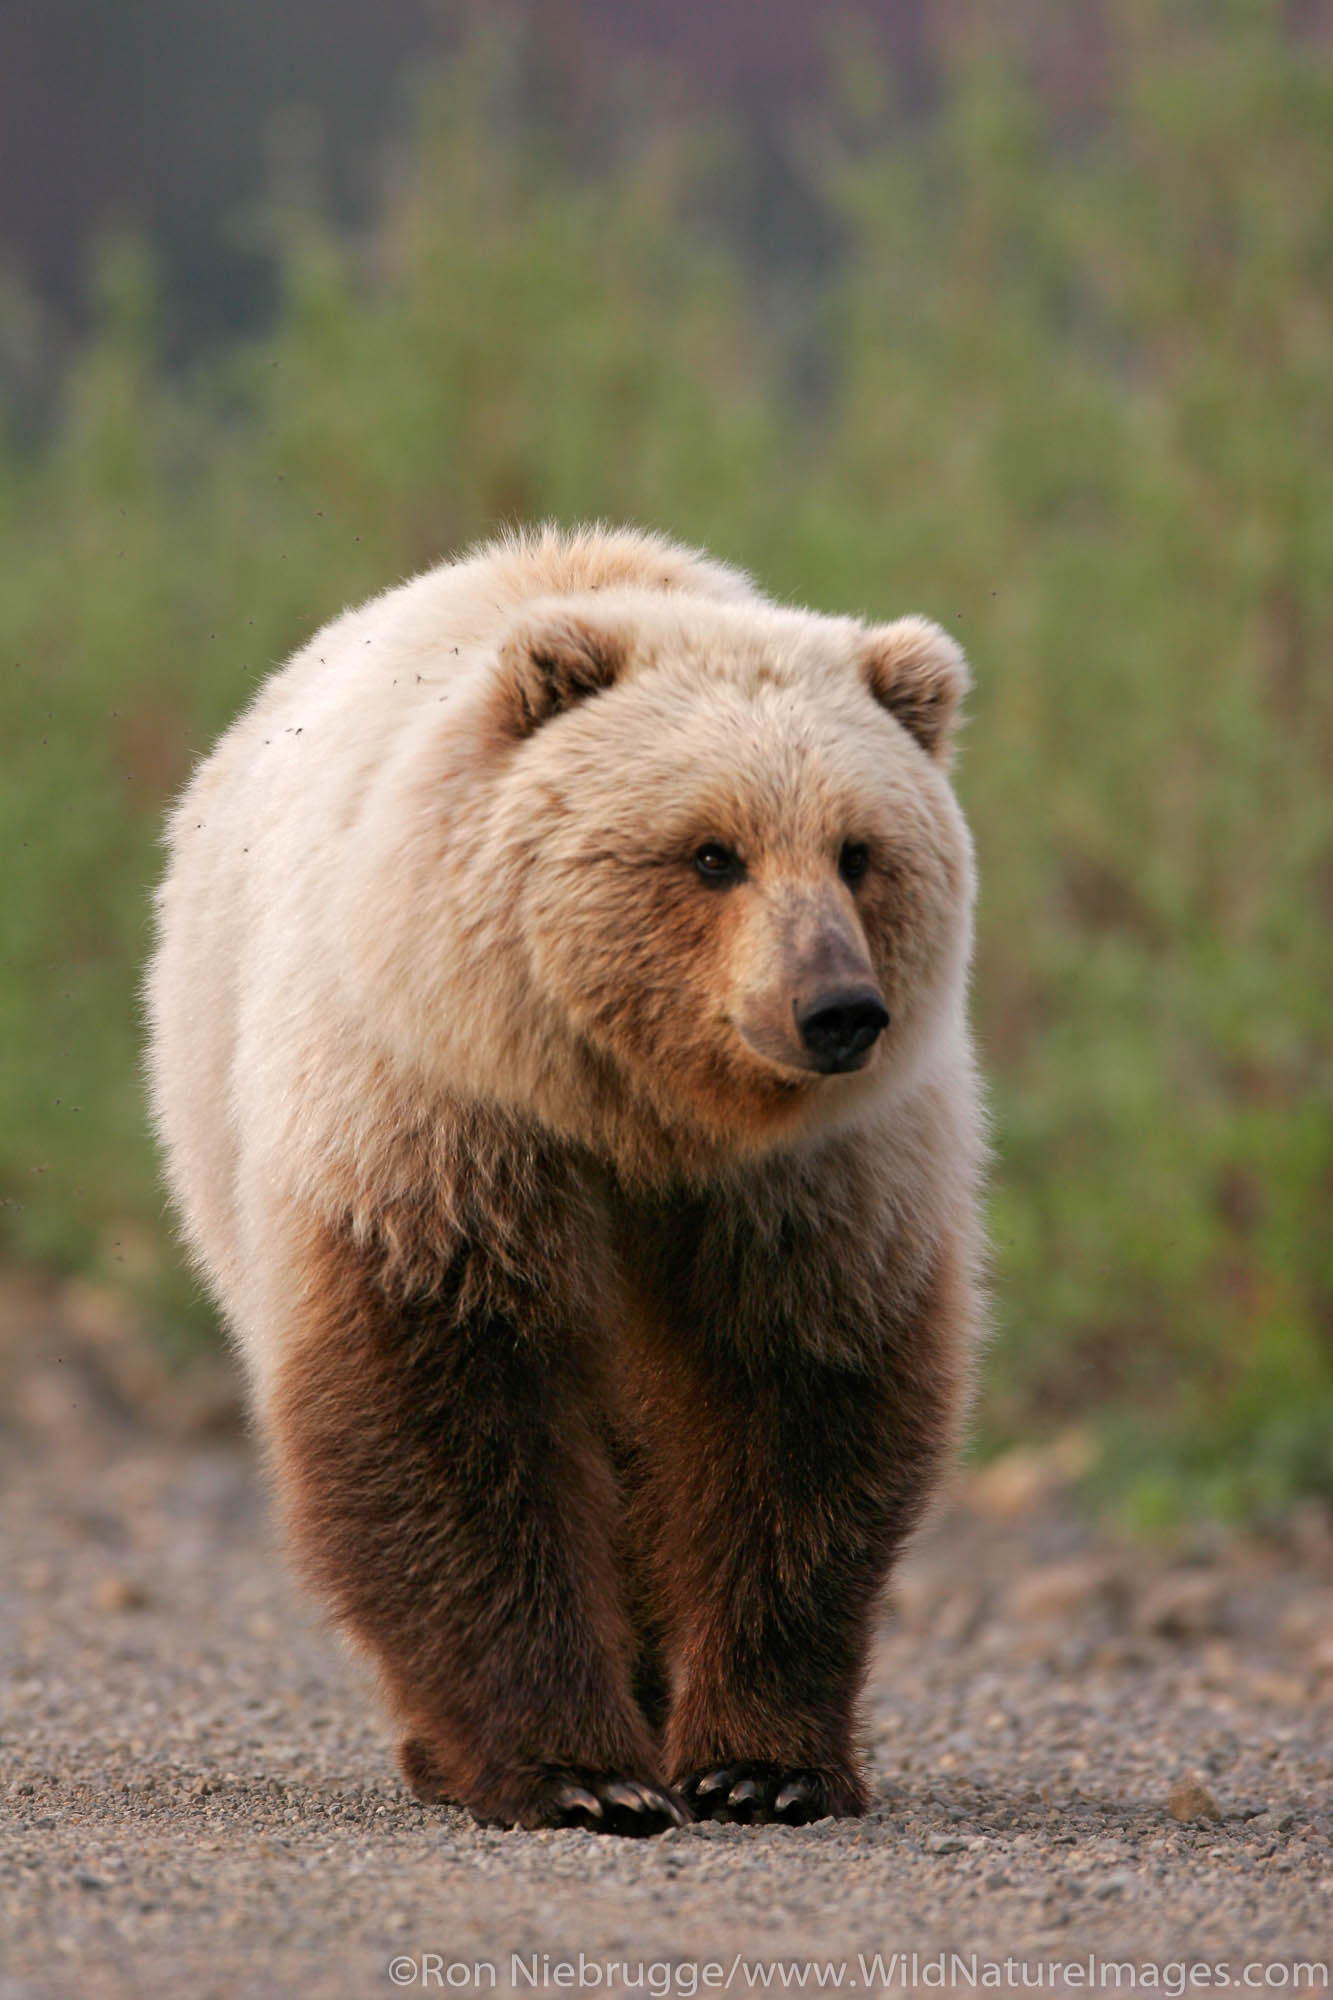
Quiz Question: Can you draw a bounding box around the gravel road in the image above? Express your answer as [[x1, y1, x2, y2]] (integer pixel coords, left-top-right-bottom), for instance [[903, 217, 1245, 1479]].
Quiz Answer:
[[2, 1278, 1330, 1999]]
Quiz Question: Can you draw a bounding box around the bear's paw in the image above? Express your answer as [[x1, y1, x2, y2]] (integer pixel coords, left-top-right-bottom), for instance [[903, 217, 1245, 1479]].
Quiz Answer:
[[679, 1762, 866, 1826], [500, 1768, 691, 1837], [402, 1738, 690, 1836]]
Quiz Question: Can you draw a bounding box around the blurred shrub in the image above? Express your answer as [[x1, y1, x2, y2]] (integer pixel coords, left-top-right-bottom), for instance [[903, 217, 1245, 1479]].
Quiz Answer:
[[2, 1, 1330, 1515]]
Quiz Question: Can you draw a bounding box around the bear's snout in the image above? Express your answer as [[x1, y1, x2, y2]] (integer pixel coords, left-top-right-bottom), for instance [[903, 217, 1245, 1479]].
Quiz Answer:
[[732, 888, 892, 1079], [794, 987, 890, 1073]]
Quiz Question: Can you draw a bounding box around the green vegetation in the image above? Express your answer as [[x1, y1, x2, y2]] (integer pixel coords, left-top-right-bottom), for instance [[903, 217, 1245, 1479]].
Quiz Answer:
[[3, 4, 1330, 1519]]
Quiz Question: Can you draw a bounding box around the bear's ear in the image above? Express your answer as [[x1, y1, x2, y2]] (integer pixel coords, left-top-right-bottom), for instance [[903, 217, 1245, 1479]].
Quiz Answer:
[[859, 617, 970, 763], [495, 611, 630, 738]]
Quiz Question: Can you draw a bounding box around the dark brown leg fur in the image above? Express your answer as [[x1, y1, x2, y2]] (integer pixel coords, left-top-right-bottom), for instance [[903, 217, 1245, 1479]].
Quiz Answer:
[[268, 1171, 686, 1835], [620, 1181, 970, 1825], [265, 1130, 969, 1835]]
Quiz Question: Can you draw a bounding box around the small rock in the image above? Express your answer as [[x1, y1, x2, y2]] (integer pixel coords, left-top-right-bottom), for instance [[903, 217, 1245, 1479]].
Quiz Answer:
[[1284, 1498, 1333, 1565], [1136, 1571, 1228, 1642], [1277, 1591, 1333, 1651], [968, 1448, 1052, 1518], [1167, 1775, 1223, 1824], [933, 1588, 987, 1646], [1091, 1638, 1154, 1672], [75, 1871, 108, 1891], [94, 1576, 150, 1613], [967, 1430, 1098, 1518], [925, 1832, 967, 1854], [1245, 1669, 1308, 1705], [1008, 1558, 1122, 1624]]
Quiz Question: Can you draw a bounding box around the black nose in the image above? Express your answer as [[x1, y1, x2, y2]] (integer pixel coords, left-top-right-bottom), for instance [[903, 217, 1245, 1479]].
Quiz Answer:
[[795, 987, 891, 1072]]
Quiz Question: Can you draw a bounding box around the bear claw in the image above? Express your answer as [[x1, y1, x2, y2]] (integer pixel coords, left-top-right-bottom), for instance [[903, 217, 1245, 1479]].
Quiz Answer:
[[554, 1783, 603, 1820], [693, 1769, 733, 1801], [545, 1772, 689, 1837], [681, 1764, 843, 1826], [402, 1738, 690, 1834], [725, 1777, 763, 1817]]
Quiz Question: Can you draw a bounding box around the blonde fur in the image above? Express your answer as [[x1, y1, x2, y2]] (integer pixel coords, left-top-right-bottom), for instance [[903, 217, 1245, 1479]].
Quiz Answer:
[[146, 521, 984, 1406]]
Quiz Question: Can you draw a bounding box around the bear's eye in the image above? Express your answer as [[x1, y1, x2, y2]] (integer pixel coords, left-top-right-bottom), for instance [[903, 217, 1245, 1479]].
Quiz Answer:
[[693, 842, 743, 885], [839, 841, 870, 887]]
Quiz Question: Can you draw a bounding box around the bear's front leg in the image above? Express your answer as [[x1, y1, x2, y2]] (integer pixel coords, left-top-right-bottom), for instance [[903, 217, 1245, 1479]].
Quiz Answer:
[[266, 1209, 685, 1835], [651, 1346, 894, 1825], [630, 1223, 972, 1826]]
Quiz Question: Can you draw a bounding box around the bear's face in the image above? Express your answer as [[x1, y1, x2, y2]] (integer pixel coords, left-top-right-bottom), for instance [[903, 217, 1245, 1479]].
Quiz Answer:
[[484, 596, 975, 1164]]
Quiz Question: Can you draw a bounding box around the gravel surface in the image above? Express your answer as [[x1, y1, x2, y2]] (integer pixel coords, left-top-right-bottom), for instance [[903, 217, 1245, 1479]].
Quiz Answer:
[[2, 1279, 1330, 1998]]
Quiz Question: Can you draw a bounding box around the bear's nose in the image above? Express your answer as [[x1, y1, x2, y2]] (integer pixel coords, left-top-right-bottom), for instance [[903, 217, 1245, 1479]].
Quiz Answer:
[[795, 987, 891, 1072]]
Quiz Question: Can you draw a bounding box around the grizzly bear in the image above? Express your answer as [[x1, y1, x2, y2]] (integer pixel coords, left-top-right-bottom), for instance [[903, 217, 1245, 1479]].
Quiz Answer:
[[146, 524, 985, 1836]]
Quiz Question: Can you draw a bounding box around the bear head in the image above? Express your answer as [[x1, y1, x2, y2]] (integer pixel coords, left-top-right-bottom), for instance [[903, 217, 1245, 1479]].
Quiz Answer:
[[463, 589, 976, 1175], [339, 581, 974, 1183]]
